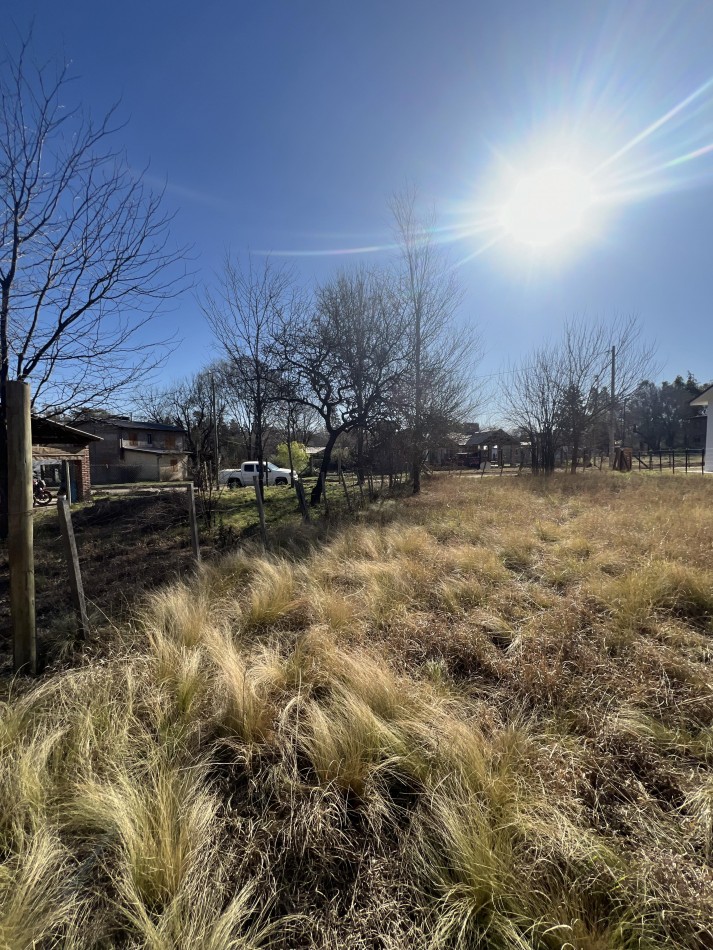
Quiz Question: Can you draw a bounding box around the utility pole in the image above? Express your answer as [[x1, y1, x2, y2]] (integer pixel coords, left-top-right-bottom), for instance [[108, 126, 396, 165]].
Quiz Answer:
[[7, 381, 36, 673], [609, 345, 616, 468], [210, 373, 219, 488]]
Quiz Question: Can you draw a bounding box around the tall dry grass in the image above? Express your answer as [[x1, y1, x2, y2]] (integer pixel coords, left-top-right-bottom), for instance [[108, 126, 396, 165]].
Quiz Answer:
[[1, 471, 712, 947]]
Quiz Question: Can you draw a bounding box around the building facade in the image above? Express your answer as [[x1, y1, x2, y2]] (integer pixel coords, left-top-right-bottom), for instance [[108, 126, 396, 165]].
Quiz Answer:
[[76, 418, 189, 483], [689, 386, 712, 473], [31, 417, 102, 501]]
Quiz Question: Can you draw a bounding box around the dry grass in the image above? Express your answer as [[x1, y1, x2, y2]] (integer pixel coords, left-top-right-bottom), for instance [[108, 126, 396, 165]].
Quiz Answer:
[[1, 471, 712, 947]]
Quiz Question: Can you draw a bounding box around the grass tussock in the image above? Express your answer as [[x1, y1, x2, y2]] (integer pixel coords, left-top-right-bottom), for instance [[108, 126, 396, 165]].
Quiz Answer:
[[1, 471, 713, 947]]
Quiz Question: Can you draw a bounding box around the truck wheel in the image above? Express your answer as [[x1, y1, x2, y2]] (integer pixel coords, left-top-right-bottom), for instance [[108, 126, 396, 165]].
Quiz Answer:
[[275, 477, 288, 485], [228, 477, 241, 488]]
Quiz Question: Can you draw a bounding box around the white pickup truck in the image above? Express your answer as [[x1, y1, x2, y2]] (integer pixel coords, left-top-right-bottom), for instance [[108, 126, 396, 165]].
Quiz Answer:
[[218, 461, 296, 488]]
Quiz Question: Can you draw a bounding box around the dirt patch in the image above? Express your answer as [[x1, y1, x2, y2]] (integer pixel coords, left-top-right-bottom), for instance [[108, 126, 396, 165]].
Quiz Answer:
[[0, 493, 197, 674]]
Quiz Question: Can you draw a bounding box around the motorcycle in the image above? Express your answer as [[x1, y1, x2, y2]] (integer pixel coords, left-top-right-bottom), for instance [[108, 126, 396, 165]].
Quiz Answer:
[[32, 476, 53, 507]]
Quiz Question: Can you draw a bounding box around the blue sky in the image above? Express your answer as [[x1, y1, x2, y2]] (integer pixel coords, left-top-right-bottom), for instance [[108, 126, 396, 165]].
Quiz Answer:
[[17, 0, 713, 404]]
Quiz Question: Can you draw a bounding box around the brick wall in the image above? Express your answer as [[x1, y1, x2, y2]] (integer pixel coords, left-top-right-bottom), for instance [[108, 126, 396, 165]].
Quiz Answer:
[[77, 448, 91, 500]]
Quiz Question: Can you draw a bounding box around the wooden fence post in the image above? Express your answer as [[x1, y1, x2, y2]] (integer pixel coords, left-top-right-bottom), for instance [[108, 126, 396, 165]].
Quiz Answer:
[[357, 474, 365, 507], [337, 456, 352, 512], [62, 459, 72, 504], [7, 380, 36, 674], [321, 471, 329, 515], [57, 497, 89, 639], [339, 471, 352, 512], [295, 479, 310, 523], [186, 482, 200, 561], [253, 476, 268, 545]]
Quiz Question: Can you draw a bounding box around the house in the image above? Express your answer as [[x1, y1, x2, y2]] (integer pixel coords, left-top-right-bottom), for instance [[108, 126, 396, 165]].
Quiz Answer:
[[75, 417, 190, 483], [689, 385, 712, 472], [430, 432, 474, 466], [31, 417, 103, 501], [682, 411, 707, 450], [429, 426, 525, 468], [464, 429, 524, 467]]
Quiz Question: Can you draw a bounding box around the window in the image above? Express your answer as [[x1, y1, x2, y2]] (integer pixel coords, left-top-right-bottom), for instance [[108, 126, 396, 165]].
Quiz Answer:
[[244, 463, 255, 473], [146, 433, 153, 445], [128, 431, 138, 446], [170, 458, 177, 469], [165, 433, 176, 449]]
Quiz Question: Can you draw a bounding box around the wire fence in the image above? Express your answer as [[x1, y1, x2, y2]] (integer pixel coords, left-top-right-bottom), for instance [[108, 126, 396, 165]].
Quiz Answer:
[[633, 450, 706, 473]]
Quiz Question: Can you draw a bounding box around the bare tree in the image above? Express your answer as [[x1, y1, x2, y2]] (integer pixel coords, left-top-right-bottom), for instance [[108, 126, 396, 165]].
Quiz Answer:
[[0, 37, 186, 535], [560, 316, 656, 470], [505, 344, 564, 474], [503, 315, 656, 473], [276, 267, 410, 505], [202, 256, 292, 495], [134, 369, 227, 483], [391, 186, 479, 493]]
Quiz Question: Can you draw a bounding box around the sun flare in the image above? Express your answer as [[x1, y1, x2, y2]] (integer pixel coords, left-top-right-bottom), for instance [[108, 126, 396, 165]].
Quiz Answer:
[[501, 165, 594, 248]]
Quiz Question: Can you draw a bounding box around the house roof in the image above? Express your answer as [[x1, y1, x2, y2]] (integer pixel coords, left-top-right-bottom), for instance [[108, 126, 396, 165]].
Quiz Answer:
[[31, 416, 102, 446], [77, 416, 186, 433], [465, 428, 519, 447], [445, 432, 472, 446], [689, 383, 713, 407]]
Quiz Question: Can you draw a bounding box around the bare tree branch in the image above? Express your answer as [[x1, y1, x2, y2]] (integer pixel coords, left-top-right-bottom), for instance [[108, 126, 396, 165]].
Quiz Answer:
[[276, 266, 410, 505], [202, 255, 294, 494], [0, 35, 189, 533], [502, 315, 656, 473], [391, 185, 481, 491]]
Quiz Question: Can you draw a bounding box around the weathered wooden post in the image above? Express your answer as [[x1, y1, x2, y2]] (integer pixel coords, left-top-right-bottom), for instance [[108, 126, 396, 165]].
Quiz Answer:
[[321, 471, 329, 515], [57, 497, 89, 639], [294, 478, 310, 523], [62, 459, 72, 504], [186, 481, 200, 561], [338, 458, 352, 512], [7, 380, 36, 674], [357, 473, 365, 507], [252, 476, 268, 545]]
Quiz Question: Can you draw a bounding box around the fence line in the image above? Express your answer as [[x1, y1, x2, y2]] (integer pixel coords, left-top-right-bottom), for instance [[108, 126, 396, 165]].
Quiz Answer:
[[633, 450, 705, 473]]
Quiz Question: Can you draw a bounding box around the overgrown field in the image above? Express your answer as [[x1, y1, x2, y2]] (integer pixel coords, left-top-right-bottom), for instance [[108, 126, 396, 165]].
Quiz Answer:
[[1, 473, 712, 948]]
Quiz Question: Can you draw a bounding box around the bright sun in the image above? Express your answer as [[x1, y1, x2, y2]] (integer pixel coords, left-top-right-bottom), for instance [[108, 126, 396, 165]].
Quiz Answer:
[[501, 165, 594, 248]]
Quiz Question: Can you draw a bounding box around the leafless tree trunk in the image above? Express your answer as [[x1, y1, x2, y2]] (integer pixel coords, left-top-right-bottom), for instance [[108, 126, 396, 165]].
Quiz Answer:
[[276, 267, 409, 506], [391, 186, 479, 493], [504, 346, 563, 474], [202, 256, 293, 498], [0, 37, 186, 536]]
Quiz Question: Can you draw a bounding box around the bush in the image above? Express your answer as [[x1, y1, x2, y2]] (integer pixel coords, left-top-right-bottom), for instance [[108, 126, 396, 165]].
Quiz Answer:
[[273, 441, 309, 472]]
